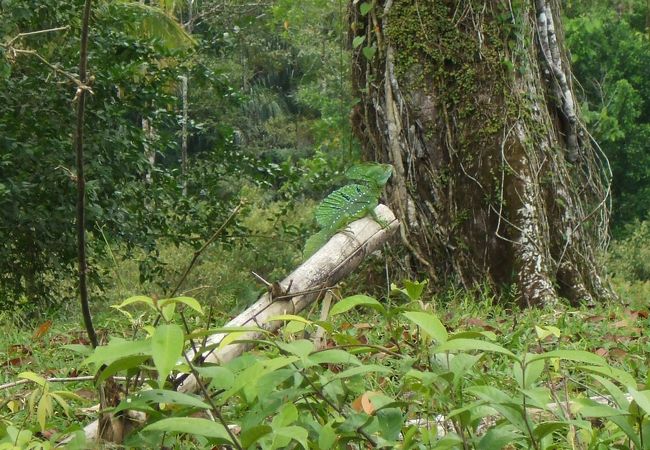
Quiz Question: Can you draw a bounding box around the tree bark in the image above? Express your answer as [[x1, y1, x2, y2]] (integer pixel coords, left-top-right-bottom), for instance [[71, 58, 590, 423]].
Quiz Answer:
[[350, 0, 613, 306]]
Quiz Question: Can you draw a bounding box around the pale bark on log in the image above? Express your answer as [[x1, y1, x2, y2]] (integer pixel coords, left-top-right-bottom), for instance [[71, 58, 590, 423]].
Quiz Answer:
[[76, 205, 399, 442]]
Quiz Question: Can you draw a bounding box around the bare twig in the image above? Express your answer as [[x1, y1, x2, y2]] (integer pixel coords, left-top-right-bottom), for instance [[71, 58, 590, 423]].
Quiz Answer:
[[168, 201, 243, 298], [0, 376, 127, 391]]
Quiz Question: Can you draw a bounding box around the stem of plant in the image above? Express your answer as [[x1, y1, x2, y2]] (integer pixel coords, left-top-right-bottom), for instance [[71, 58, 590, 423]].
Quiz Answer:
[[75, 0, 98, 349]]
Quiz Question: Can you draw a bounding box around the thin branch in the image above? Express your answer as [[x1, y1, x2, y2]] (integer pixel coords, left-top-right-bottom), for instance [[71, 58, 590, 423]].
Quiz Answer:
[[76, 0, 98, 349], [0, 376, 127, 391], [168, 201, 243, 298], [3, 26, 70, 47]]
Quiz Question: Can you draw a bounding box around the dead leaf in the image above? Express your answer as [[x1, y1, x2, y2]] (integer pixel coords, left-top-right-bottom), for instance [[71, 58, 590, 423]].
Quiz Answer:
[[32, 320, 52, 340], [609, 348, 628, 360], [595, 348, 608, 357]]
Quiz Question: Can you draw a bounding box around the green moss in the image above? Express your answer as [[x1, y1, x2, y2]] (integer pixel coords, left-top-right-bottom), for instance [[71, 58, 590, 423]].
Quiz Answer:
[[384, 0, 517, 156]]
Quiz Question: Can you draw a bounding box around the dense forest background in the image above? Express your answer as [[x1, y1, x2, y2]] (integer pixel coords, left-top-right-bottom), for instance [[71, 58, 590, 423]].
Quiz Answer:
[[2, 0, 649, 317]]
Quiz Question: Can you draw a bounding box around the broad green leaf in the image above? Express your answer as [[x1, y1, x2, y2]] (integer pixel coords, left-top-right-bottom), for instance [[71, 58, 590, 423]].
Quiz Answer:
[[309, 349, 361, 366], [273, 425, 308, 449], [134, 389, 210, 409], [362, 46, 377, 60], [377, 407, 403, 441], [266, 314, 313, 325], [318, 422, 337, 450], [114, 295, 156, 310], [273, 403, 298, 427], [513, 355, 545, 389], [37, 393, 51, 431], [276, 339, 314, 359], [532, 422, 567, 441], [161, 302, 176, 321], [449, 330, 498, 340], [359, 2, 373, 16], [434, 338, 515, 357], [589, 374, 629, 409], [529, 350, 606, 365], [187, 326, 267, 340], [330, 295, 385, 316], [18, 371, 47, 387], [333, 364, 392, 380], [572, 398, 627, 417], [468, 385, 512, 404], [241, 425, 272, 448], [402, 311, 448, 343], [629, 388, 650, 415], [97, 355, 150, 384], [159, 296, 203, 315], [84, 338, 151, 369], [352, 36, 365, 49], [196, 366, 235, 392], [151, 324, 185, 388], [404, 279, 428, 301], [534, 325, 561, 340], [220, 356, 299, 402], [609, 415, 643, 448], [478, 425, 523, 450], [580, 365, 637, 388], [142, 418, 232, 442]]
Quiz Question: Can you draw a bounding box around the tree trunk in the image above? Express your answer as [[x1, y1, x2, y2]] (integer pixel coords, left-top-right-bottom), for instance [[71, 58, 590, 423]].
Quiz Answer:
[[350, 0, 613, 306]]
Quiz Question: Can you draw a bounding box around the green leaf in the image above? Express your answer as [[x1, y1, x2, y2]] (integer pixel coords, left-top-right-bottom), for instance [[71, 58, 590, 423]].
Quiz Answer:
[[359, 2, 373, 16], [362, 46, 377, 60], [276, 339, 314, 359], [478, 425, 523, 450], [84, 338, 151, 369], [273, 426, 308, 449], [161, 302, 176, 321], [377, 407, 403, 441], [309, 349, 361, 366], [273, 403, 299, 427], [333, 364, 392, 379], [330, 295, 385, 316], [352, 36, 366, 49], [142, 418, 232, 442], [18, 371, 47, 387], [573, 398, 627, 417], [241, 425, 272, 448], [97, 355, 150, 384], [534, 325, 561, 340], [159, 296, 203, 315], [629, 388, 650, 415], [530, 350, 606, 365], [266, 314, 313, 325], [532, 422, 567, 441], [580, 365, 637, 389], [134, 389, 210, 409], [434, 338, 515, 357], [318, 422, 337, 450], [402, 311, 448, 343], [151, 324, 185, 388], [114, 295, 156, 310]]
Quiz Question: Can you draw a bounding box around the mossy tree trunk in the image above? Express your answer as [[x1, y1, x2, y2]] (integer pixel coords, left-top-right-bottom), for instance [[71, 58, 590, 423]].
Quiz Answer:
[[350, 0, 613, 306]]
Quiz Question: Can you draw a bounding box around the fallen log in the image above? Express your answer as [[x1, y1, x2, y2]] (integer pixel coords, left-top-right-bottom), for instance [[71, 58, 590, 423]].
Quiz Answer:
[[78, 204, 399, 442]]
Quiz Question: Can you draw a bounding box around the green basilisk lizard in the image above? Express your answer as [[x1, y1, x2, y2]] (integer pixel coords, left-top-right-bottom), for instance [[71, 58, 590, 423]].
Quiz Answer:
[[303, 163, 393, 258]]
